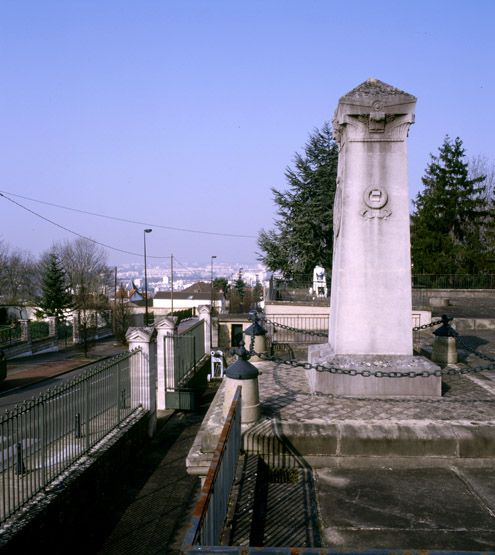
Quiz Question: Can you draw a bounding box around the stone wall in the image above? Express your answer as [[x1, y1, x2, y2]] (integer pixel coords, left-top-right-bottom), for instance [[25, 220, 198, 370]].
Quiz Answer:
[[0, 410, 152, 554]]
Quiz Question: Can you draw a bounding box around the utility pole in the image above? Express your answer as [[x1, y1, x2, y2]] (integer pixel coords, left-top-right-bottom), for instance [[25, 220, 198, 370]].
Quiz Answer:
[[210, 255, 217, 348], [171, 254, 174, 316], [144, 228, 152, 326], [113, 266, 117, 334]]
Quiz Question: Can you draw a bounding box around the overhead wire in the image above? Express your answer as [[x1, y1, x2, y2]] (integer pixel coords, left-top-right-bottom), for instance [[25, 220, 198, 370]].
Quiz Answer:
[[0, 189, 256, 239], [0, 192, 169, 259]]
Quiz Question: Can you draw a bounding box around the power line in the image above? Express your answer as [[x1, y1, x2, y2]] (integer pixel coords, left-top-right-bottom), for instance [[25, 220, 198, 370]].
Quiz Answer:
[[0, 192, 169, 259], [0, 189, 256, 239], [173, 257, 205, 275]]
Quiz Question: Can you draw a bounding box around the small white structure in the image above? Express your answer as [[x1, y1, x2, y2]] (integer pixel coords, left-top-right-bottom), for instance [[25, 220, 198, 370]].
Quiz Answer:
[[208, 350, 224, 381], [311, 265, 327, 297]]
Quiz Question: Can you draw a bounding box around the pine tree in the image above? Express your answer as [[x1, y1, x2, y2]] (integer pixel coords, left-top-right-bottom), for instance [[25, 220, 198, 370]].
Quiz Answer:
[[411, 136, 493, 274], [37, 253, 73, 322], [257, 122, 338, 277]]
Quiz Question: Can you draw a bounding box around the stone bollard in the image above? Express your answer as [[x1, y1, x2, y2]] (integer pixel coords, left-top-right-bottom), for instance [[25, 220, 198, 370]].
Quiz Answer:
[[243, 309, 267, 361], [432, 314, 458, 366], [223, 342, 260, 425]]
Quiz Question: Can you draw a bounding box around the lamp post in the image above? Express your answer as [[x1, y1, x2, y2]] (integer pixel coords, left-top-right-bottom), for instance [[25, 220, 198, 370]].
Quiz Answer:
[[210, 255, 217, 348], [144, 228, 152, 325]]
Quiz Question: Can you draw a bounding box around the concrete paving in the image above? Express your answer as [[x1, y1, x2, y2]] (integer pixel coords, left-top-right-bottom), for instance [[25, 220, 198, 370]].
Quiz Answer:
[[96, 409, 204, 555], [316, 463, 495, 550]]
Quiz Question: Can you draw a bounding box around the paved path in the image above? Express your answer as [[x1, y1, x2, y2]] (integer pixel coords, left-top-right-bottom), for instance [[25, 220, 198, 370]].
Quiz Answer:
[[1, 339, 126, 393], [96, 404, 212, 555]]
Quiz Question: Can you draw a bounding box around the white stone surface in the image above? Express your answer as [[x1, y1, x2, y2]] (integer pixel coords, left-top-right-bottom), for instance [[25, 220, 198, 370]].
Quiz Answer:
[[310, 78, 441, 397], [154, 317, 177, 410]]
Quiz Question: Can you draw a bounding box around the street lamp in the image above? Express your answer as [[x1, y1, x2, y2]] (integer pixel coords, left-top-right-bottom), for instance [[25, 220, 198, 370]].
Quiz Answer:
[[144, 229, 152, 325], [210, 255, 217, 348]]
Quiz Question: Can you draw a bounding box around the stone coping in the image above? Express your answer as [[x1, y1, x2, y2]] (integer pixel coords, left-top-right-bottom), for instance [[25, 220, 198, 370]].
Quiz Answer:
[[186, 357, 495, 478]]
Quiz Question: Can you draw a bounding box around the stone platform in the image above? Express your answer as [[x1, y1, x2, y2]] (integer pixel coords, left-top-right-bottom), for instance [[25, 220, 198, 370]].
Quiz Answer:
[[187, 355, 495, 472]]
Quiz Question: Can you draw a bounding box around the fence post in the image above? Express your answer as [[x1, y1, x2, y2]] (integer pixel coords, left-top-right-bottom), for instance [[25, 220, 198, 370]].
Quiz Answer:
[[126, 326, 158, 436], [154, 317, 177, 410], [72, 314, 80, 344], [198, 305, 211, 353], [47, 316, 57, 338], [19, 320, 31, 343]]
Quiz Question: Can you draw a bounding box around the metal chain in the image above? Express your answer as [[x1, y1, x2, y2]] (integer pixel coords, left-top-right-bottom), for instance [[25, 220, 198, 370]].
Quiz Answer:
[[248, 314, 495, 376], [252, 349, 495, 377], [455, 334, 495, 363], [262, 315, 445, 336], [412, 318, 444, 331]]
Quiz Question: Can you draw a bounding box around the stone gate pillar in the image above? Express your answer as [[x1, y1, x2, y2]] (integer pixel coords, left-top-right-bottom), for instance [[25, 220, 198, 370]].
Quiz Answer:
[[198, 305, 211, 353], [309, 78, 441, 397], [19, 320, 31, 343], [126, 326, 158, 436], [155, 317, 177, 410], [47, 316, 57, 338]]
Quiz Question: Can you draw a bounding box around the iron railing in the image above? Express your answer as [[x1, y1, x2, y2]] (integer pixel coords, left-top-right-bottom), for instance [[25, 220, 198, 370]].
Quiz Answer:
[[412, 274, 495, 289], [266, 274, 495, 303], [183, 386, 242, 550], [265, 315, 328, 345], [29, 321, 50, 341], [0, 349, 143, 524], [0, 325, 21, 347], [166, 319, 206, 391]]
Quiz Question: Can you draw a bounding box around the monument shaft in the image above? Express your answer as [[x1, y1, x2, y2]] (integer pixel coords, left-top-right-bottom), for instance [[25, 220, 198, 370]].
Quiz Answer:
[[330, 80, 415, 354], [308, 79, 441, 397]]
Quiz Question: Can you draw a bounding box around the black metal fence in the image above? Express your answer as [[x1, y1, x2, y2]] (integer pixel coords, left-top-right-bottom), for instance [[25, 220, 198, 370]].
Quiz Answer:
[[0, 325, 21, 347], [266, 274, 495, 303], [0, 349, 142, 524], [265, 315, 328, 345], [412, 274, 495, 289]]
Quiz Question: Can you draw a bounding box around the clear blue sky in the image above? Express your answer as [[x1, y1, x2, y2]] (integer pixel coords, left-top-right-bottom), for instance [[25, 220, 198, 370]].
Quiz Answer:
[[1, 0, 494, 267]]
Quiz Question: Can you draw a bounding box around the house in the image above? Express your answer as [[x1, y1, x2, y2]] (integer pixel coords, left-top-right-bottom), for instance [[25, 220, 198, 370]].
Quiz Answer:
[[153, 281, 225, 315]]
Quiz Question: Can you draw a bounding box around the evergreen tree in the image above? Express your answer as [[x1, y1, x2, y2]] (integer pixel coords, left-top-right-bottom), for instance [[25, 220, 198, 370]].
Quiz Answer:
[[411, 136, 493, 274], [37, 253, 73, 321], [257, 122, 338, 277]]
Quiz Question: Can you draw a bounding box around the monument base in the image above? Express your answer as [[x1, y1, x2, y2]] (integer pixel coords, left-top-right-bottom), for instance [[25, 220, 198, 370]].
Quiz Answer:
[[308, 344, 442, 398]]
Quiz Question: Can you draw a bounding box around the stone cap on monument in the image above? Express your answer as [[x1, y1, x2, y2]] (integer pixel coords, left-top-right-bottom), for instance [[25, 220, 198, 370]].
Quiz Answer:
[[335, 77, 416, 118], [334, 78, 416, 141]]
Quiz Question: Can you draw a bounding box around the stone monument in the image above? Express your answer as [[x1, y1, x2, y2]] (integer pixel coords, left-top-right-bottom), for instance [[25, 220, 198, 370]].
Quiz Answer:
[[308, 78, 441, 397]]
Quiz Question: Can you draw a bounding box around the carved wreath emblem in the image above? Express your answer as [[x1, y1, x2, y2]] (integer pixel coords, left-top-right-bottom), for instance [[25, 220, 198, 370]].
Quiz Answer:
[[360, 186, 392, 219]]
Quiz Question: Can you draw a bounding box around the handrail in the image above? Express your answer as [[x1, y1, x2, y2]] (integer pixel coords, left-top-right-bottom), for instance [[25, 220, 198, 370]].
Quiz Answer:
[[182, 386, 242, 549]]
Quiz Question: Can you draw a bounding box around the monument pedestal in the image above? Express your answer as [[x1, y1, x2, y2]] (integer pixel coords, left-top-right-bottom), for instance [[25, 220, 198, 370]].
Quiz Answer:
[[308, 344, 442, 398]]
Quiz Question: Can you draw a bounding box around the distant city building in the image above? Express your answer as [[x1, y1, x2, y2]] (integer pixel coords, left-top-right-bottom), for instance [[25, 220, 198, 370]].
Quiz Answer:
[[153, 281, 225, 314]]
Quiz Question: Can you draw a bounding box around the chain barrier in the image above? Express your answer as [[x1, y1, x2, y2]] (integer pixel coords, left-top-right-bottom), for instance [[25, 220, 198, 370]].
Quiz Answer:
[[260, 316, 328, 338], [262, 315, 445, 336], [248, 313, 495, 378]]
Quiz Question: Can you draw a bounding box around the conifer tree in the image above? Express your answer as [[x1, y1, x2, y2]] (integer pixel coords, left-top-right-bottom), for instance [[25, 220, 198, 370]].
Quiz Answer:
[[37, 253, 73, 322], [257, 122, 338, 277], [411, 136, 493, 274]]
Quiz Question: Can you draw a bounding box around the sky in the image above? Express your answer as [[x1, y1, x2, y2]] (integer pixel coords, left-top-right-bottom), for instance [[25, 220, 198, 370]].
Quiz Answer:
[[1, 0, 494, 269]]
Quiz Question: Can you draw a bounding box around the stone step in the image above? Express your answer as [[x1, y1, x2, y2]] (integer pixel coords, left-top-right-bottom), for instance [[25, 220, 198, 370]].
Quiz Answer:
[[243, 418, 495, 464]]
